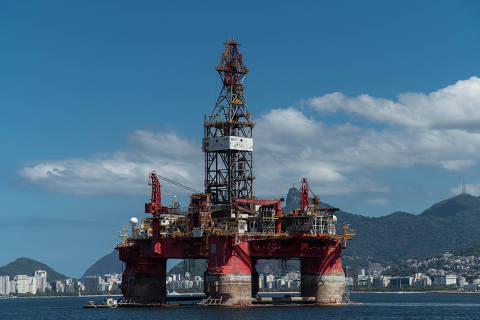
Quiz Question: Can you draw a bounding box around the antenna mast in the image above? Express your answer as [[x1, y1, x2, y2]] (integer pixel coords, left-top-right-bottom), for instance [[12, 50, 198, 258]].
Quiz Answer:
[[459, 175, 467, 194]]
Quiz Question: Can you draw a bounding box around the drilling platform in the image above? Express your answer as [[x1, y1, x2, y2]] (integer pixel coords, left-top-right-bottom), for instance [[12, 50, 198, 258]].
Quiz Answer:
[[116, 39, 354, 306]]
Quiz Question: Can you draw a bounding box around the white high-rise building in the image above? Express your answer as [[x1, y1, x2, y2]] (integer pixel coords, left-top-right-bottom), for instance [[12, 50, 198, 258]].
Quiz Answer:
[[52, 280, 64, 293], [433, 274, 457, 286], [9, 280, 15, 294], [65, 278, 75, 294], [34, 270, 47, 278], [14, 275, 36, 294], [0, 276, 10, 295], [258, 274, 264, 289], [34, 270, 47, 293]]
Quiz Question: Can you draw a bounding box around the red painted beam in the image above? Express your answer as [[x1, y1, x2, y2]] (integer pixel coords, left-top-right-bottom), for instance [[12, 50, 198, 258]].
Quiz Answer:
[[119, 236, 344, 270]]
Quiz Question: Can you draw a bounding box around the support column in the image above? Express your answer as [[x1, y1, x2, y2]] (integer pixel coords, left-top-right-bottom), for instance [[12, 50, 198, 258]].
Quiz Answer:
[[121, 257, 166, 303], [204, 236, 252, 305], [300, 243, 345, 304], [251, 258, 259, 297]]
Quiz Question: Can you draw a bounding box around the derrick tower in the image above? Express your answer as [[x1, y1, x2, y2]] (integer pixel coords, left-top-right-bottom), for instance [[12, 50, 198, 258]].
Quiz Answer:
[[203, 39, 254, 208]]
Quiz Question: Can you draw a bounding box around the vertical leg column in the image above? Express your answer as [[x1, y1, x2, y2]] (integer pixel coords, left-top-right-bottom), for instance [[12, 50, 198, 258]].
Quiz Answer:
[[251, 258, 259, 297], [121, 257, 167, 303], [204, 236, 252, 305], [300, 243, 345, 304]]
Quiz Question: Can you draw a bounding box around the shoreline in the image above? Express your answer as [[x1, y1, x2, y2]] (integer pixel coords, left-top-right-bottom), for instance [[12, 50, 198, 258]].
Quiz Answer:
[[351, 290, 480, 294], [3, 290, 479, 300], [0, 294, 123, 300]]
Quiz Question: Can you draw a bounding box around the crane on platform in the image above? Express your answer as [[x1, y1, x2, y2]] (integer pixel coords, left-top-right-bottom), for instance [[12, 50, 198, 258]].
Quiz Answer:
[[145, 172, 162, 213], [300, 178, 321, 213], [145, 172, 202, 214], [153, 173, 202, 194]]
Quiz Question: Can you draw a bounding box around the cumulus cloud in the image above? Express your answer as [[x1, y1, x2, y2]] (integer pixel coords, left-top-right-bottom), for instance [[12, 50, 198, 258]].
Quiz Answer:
[[308, 77, 480, 129], [19, 132, 203, 195], [251, 78, 480, 196], [253, 111, 480, 195], [129, 130, 198, 156], [253, 108, 390, 196], [19, 77, 480, 198]]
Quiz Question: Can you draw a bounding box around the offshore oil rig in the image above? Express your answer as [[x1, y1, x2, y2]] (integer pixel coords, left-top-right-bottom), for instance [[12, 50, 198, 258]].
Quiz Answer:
[[116, 39, 354, 306]]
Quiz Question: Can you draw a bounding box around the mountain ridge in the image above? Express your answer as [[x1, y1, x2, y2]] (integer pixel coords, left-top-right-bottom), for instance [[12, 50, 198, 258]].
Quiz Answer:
[[284, 187, 480, 265], [81, 250, 123, 279], [0, 257, 70, 282]]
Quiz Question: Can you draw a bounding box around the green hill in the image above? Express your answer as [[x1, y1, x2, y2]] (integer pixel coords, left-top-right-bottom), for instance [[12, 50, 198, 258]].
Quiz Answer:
[[421, 193, 480, 218], [81, 251, 180, 279], [0, 258, 70, 282], [168, 259, 207, 277], [81, 250, 123, 279], [285, 188, 480, 266], [453, 241, 480, 257]]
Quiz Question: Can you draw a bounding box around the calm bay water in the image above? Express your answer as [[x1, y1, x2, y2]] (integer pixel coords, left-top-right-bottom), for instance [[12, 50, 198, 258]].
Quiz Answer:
[[2, 293, 480, 319]]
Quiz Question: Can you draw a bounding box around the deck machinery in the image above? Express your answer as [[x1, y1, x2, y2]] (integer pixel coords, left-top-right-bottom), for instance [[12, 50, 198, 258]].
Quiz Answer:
[[116, 39, 354, 306]]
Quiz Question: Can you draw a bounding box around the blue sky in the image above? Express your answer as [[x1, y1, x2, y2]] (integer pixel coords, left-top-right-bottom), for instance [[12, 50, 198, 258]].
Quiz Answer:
[[2, 0, 480, 277]]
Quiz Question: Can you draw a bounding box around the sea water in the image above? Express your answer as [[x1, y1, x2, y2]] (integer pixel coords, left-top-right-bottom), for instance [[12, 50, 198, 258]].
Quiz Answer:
[[1, 292, 480, 319]]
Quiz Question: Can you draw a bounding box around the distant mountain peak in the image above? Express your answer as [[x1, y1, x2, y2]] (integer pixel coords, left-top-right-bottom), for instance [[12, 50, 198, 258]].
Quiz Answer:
[[14, 257, 33, 263], [448, 193, 477, 202], [283, 187, 480, 266], [284, 187, 301, 213], [388, 211, 414, 217], [420, 193, 480, 218], [0, 257, 69, 281], [81, 250, 123, 279]]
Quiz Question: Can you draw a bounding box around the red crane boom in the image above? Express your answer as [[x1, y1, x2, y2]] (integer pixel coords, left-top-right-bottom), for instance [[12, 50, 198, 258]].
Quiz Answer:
[[145, 172, 162, 214]]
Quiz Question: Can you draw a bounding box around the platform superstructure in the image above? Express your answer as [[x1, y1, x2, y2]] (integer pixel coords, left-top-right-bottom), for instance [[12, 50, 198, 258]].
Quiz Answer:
[[116, 39, 353, 306]]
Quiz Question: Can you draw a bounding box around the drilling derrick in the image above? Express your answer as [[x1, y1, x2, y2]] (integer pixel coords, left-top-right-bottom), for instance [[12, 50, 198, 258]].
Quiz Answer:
[[203, 39, 254, 210]]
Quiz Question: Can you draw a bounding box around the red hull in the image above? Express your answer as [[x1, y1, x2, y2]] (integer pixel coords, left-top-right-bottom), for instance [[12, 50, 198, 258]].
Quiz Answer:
[[118, 235, 346, 305]]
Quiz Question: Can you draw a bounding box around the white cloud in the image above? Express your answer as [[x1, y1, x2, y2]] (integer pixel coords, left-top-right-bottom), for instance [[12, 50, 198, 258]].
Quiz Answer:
[[441, 160, 476, 171], [250, 78, 480, 196], [253, 108, 389, 196], [308, 76, 480, 129], [252, 108, 480, 196], [130, 130, 198, 156], [21, 164, 66, 180], [19, 132, 203, 195], [19, 77, 480, 199]]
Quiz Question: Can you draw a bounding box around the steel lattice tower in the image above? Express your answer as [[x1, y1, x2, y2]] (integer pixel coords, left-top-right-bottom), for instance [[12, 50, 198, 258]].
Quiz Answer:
[[203, 39, 254, 209]]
